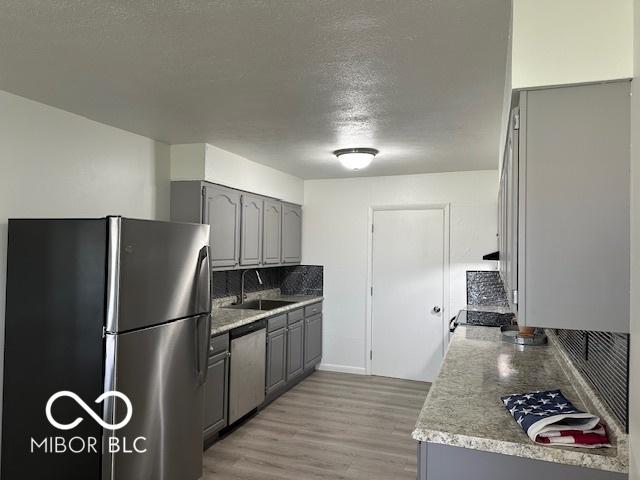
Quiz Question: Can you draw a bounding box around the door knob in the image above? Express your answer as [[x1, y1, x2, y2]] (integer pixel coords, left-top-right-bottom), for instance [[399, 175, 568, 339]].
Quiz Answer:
[[432, 306, 441, 314]]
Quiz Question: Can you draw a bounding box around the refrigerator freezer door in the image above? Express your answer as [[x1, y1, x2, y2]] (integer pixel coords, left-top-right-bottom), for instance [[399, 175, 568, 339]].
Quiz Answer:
[[102, 314, 210, 480], [107, 217, 210, 333]]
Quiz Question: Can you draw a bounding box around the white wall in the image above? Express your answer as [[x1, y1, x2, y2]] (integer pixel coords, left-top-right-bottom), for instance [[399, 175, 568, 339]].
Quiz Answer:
[[629, 2, 640, 478], [512, 0, 633, 89], [170, 143, 206, 181], [170, 143, 304, 205], [0, 89, 171, 447], [302, 170, 499, 373]]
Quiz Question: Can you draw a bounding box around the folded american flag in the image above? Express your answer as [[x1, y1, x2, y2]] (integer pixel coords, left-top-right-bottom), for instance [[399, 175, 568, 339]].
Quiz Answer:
[[501, 389, 611, 448]]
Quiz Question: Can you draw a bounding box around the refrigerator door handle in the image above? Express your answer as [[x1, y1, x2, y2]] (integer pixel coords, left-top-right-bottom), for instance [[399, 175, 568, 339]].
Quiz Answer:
[[195, 315, 210, 386], [195, 245, 211, 313], [194, 244, 211, 386]]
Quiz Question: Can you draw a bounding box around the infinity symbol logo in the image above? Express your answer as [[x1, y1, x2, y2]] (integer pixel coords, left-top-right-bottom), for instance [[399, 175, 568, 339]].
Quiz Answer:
[[45, 391, 133, 431]]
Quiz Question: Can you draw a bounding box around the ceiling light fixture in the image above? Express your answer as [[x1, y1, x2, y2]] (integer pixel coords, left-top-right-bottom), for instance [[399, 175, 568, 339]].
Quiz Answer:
[[333, 148, 379, 171]]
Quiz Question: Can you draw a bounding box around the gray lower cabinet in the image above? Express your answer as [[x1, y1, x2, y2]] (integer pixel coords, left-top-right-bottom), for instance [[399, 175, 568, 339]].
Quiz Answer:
[[281, 203, 302, 264], [264, 302, 322, 402], [304, 313, 322, 370], [418, 442, 625, 480], [286, 320, 304, 381], [262, 199, 282, 265], [266, 327, 287, 395], [204, 333, 230, 439], [203, 184, 241, 269], [240, 194, 263, 266]]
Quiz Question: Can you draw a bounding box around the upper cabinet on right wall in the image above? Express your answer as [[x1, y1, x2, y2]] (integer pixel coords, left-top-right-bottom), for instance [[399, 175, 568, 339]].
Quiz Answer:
[[500, 80, 630, 333]]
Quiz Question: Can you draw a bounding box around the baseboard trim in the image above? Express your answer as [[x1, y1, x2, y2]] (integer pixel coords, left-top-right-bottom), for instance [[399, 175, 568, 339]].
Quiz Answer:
[[317, 363, 367, 375]]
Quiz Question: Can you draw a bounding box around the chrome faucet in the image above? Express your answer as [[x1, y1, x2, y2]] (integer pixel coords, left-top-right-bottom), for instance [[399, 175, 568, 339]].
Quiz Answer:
[[238, 269, 263, 304]]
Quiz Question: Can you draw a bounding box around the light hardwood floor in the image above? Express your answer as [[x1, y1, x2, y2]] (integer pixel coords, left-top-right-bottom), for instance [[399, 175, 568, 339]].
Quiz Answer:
[[203, 371, 430, 480]]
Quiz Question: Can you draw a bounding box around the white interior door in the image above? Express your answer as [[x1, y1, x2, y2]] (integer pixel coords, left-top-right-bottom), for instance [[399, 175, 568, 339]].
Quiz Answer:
[[371, 209, 445, 382]]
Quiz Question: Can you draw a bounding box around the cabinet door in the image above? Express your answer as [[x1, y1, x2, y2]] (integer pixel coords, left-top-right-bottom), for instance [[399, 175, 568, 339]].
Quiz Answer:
[[519, 82, 630, 332], [203, 185, 241, 269], [500, 120, 512, 294], [286, 320, 304, 381], [263, 200, 282, 265], [240, 194, 263, 266], [304, 314, 322, 371], [505, 108, 519, 309], [203, 351, 228, 438], [266, 328, 287, 395], [497, 173, 505, 278], [281, 204, 302, 264]]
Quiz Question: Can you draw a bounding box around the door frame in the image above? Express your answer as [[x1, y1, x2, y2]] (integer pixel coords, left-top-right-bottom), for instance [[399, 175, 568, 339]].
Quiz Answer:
[[365, 204, 451, 376]]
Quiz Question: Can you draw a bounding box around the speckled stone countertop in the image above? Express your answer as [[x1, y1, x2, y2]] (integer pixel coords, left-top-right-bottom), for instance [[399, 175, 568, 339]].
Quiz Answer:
[[464, 304, 513, 314], [210, 292, 323, 336], [412, 326, 628, 474]]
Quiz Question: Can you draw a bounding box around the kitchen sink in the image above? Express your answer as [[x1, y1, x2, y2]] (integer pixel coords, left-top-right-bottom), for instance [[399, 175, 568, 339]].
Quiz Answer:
[[223, 299, 297, 311]]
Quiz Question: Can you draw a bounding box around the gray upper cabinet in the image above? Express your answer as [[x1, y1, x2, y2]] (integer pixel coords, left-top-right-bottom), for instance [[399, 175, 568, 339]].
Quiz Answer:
[[506, 111, 519, 309], [498, 108, 519, 312], [204, 185, 241, 269], [240, 194, 263, 266], [507, 80, 630, 333], [282, 203, 302, 264], [171, 181, 302, 270], [263, 200, 282, 265]]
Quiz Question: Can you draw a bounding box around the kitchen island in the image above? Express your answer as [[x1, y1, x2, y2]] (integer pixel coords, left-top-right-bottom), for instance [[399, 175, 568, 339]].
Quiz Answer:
[[412, 326, 628, 479]]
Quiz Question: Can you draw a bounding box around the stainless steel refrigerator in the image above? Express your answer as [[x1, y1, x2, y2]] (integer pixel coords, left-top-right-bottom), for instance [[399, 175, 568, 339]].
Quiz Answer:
[[1, 217, 211, 480]]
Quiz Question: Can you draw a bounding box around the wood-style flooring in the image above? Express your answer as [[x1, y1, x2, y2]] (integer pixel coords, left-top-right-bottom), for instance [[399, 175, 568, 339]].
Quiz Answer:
[[203, 371, 430, 480]]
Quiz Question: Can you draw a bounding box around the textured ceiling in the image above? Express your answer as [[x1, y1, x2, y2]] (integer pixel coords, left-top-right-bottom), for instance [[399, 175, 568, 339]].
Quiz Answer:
[[0, 0, 510, 179]]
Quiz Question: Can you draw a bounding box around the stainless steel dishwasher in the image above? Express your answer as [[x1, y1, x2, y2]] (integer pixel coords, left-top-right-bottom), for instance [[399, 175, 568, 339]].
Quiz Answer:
[[228, 319, 266, 424]]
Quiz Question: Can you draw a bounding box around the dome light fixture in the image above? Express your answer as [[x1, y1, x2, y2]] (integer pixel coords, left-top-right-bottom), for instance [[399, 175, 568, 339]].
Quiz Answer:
[[333, 148, 379, 171]]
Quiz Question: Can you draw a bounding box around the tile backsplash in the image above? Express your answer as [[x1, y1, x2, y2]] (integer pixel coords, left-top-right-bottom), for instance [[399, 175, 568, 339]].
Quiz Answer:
[[280, 265, 323, 296], [466, 271, 509, 306], [211, 265, 323, 299], [554, 329, 629, 431]]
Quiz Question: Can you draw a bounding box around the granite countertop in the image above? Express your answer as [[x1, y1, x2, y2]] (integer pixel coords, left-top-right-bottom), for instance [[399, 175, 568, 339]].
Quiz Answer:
[[412, 326, 628, 474], [210, 293, 323, 335], [464, 304, 513, 314]]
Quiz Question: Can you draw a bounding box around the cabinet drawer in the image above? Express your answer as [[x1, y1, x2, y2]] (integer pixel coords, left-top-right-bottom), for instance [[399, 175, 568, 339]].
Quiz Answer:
[[304, 302, 322, 317], [268, 314, 287, 332], [287, 307, 304, 325], [209, 332, 229, 357]]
